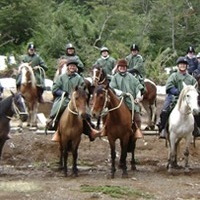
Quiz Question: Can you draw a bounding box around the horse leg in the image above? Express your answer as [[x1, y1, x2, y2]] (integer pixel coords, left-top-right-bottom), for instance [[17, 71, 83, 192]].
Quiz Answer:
[[118, 140, 128, 178], [184, 136, 192, 171], [108, 141, 116, 179], [59, 145, 64, 170], [120, 145, 128, 178], [130, 139, 137, 170], [0, 139, 6, 159], [167, 138, 176, 172], [72, 147, 79, 177], [63, 148, 68, 177]]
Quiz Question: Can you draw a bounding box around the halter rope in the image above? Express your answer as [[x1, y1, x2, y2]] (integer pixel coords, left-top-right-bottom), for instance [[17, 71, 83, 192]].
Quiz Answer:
[[6, 98, 28, 120], [99, 89, 124, 117]]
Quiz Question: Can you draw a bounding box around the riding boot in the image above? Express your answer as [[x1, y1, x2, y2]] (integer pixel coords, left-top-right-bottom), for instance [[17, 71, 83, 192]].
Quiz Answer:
[[192, 117, 200, 138], [157, 110, 169, 139], [37, 86, 44, 103], [51, 130, 60, 142]]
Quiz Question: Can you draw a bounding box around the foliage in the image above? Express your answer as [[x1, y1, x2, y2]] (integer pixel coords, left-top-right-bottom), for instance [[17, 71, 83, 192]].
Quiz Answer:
[[0, 0, 200, 82]]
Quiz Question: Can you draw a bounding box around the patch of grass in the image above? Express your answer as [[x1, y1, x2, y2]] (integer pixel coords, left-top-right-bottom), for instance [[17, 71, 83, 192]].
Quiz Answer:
[[0, 181, 42, 192], [80, 184, 154, 199]]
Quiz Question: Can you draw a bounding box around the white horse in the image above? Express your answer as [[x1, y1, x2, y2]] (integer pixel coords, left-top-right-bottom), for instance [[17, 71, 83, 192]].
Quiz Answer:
[[167, 83, 199, 173]]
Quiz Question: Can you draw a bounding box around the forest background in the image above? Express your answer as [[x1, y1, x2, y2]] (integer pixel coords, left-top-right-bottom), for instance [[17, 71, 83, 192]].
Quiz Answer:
[[0, 0, 200, 84]]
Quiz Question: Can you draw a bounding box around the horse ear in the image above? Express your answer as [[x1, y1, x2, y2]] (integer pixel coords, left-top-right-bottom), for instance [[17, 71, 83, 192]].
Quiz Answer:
[[194, 82, 198, 89], [10, 90, 15, 96], [182, 81, 187, 88], [74, 85, 79, 91]]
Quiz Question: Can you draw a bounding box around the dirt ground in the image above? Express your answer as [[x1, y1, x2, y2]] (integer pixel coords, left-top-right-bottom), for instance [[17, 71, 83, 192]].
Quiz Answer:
[[0, 91, 200, 200]]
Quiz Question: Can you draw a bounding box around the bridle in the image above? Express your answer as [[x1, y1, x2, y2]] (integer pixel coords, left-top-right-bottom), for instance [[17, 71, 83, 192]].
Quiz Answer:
[[93, 68, 106, 85]]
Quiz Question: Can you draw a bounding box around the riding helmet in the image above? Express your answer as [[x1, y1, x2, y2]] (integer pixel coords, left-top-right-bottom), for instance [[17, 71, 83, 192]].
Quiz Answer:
[[66, 43, 75, 50], [117, 59, 128, 67], [66, 58, 78, 66], [176, 56, 188, 65], [100, 47, 109, 53], [130, 44, 139, 51], [27, 43, 36, 50], [186, 46, 195, 53]]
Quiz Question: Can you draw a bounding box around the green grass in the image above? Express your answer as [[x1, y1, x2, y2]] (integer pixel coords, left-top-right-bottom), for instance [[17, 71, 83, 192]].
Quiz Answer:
[[80, 184, 154, 199]]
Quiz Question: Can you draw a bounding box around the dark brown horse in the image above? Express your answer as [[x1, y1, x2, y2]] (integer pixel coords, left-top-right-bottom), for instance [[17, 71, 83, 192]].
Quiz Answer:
[[0, 91, 28, 159], [92, 65, 157, 130], [18, 63, 39, 128], [91, 84, 136, 178], [57, 86, 89, 177]]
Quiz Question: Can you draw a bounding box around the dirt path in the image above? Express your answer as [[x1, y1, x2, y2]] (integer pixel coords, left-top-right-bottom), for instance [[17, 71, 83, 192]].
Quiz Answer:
[[0, 91, 200, 200]]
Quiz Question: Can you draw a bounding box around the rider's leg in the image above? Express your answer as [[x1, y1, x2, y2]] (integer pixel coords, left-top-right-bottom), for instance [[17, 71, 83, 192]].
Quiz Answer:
[[157, 95, 173, 138], [37, 86, 44, 103]]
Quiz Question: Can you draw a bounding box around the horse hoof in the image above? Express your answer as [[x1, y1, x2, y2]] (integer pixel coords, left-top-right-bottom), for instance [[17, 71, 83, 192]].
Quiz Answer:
[[122, 172, 128, 178], [131, 165, 137, 171], [107, 174, 114, 179], [184, 168, 190, 174]]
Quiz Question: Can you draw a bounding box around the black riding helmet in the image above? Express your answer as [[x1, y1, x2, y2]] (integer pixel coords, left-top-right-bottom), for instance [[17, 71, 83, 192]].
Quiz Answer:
[[176, 56, 188, 65], [130, 44, 139, 51], [186, 46, 195, 53], [27, 43, 36, 50]]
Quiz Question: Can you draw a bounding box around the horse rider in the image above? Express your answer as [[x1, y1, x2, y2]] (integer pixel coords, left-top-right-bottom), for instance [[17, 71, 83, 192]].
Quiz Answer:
[[94, 46, 116, 80], [16, 43, 48, 103], [46, 58, 99, 141], [58, 43, 84, 75], [0, 81, 3, 100], [185, 45, 198, 75], [192, 52, 200, 79], [109, 59, 144, 138], [157, 56, 197, 139], [125, 43, 145, 94]]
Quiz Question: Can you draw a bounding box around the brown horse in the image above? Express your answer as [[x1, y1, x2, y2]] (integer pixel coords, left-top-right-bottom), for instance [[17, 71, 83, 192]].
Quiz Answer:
[[18, 63, 39, 128], [91, 84, 136, 178], [92, 65, 157, 130], [57, 85, 89, 177]]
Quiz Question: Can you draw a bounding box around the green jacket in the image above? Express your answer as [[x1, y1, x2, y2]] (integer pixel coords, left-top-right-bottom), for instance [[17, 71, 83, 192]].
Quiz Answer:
[[125, 54, 145, 77], [61, 55, 84, 74], [110, 72, 144, 112], [50, 72, 85, 117], [17, 53, 48, 88], [166, 72, 196, 93], [95, 56, 116, 77]]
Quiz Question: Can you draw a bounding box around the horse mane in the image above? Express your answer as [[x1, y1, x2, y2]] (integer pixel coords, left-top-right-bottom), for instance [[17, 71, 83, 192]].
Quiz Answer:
[[177, 85, 195, 110], [20, 63, 36, 87]]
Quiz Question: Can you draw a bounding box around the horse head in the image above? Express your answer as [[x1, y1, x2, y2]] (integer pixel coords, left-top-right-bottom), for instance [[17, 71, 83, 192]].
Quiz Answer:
[[92, 64, 108, 86], [178, 83, 199, 115], [20, 63, 36, 87], [91, 84, 109, 119], [11, 91, 28, 122], [69, 85, 88, 119]]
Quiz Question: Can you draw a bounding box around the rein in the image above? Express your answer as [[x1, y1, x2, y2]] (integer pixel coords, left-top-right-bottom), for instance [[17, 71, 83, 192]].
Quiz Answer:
[[99, 88, 124, 117], [6, 97, 28, 120], [67, 92, 79, 115]]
